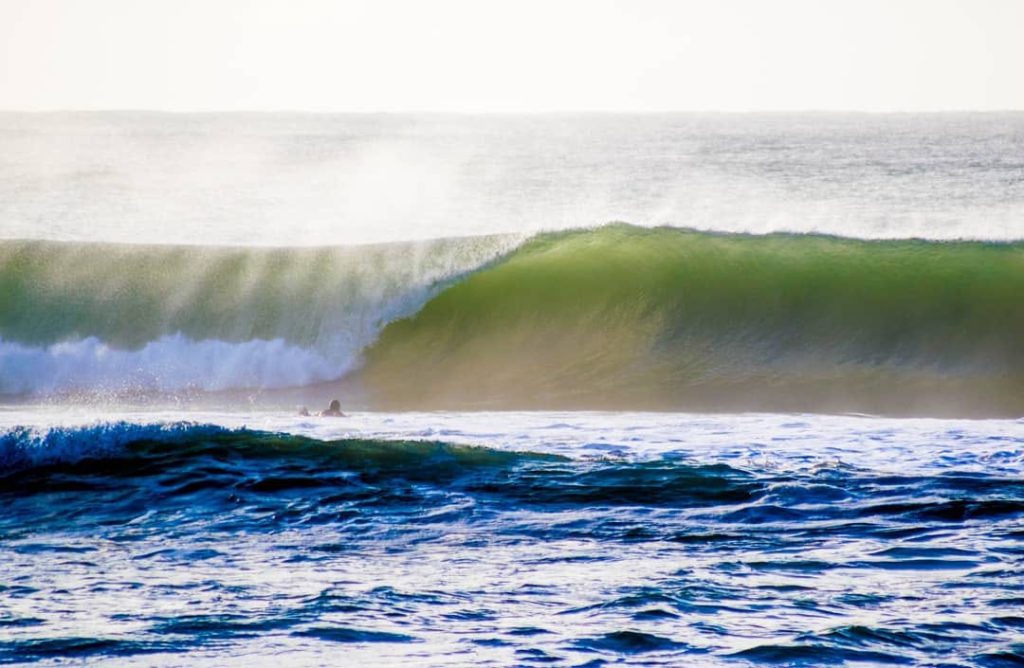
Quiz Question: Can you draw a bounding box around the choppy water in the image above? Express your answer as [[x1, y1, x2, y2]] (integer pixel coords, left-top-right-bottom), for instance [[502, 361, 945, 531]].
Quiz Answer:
[[2, 411, 1022, 666]]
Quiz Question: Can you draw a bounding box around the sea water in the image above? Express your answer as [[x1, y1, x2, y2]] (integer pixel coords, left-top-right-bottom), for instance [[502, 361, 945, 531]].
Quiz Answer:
[[1, 113, 1023, 665], [1, 409, 1023, 666]]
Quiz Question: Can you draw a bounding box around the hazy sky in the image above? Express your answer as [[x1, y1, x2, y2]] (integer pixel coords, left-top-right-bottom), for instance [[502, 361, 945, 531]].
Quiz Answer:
[[1, 0, 1021, 112]]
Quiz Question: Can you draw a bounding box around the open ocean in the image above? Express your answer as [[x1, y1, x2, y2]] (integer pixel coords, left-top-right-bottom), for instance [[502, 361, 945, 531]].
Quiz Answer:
[[1, 112, 1023, 666]]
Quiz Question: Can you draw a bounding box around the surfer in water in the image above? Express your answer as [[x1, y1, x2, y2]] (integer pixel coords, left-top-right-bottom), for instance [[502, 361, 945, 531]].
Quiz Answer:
[[298, 399, 345, 417]]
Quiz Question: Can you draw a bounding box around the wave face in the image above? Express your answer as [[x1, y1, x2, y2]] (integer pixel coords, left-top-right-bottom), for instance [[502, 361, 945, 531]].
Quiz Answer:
[[358, 225, 1024, 416], [3, 224, 1023, 415], [2, 418, 1023, 665], [0, 235, 515, 395]]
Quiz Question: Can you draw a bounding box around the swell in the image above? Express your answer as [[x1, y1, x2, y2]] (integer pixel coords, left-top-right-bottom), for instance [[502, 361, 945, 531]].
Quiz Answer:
[[0, 423, 770, 511], [2, 422, 1021, 523], [0, 422, 565, 476], [357, 224, 1024, 416]]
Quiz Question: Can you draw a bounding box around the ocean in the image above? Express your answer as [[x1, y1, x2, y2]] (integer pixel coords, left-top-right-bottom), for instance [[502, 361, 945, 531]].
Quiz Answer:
[[1, 112, 1023, 666]]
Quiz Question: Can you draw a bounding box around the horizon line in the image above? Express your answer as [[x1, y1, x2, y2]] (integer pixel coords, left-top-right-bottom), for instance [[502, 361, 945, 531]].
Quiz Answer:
[[1, 108, 1023, 116]]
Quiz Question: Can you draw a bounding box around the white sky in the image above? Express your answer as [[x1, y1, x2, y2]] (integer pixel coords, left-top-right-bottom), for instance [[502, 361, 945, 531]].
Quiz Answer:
[[0, 0, 1021, 112]]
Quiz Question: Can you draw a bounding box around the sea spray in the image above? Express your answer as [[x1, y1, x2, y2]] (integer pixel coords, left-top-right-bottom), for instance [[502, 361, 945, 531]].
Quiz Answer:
[[0, 234, 518, 395]]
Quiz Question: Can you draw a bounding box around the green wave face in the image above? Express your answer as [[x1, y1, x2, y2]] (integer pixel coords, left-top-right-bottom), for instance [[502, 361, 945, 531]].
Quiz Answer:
[[358, 225, 1024, 416]]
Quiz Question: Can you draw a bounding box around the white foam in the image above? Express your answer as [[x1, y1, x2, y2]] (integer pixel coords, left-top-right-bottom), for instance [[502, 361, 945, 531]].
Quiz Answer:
[[0, 334, 349, 395]]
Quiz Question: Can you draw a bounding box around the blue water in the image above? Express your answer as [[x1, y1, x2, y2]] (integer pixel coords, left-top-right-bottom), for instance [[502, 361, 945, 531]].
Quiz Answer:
[[1, 411, 1022, 666]]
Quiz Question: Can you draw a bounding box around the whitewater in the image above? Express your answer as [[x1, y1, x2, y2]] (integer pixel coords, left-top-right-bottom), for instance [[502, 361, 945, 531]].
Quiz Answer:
[[1, 112, 1023, 666]]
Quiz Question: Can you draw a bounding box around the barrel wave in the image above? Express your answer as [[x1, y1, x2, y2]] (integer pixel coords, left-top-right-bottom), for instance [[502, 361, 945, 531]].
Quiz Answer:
[[2, 224, 1023, 416], [358, 225, 1024, 416]]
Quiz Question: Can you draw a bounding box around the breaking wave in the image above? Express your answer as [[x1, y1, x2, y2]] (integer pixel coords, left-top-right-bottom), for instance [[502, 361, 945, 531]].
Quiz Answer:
[[2, 225, 1023, 415], [0, 234, 517, 396]]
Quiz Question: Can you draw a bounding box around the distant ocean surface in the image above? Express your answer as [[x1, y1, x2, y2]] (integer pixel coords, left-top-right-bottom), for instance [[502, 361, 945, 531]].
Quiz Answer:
[[1, 113, 1023, 665]]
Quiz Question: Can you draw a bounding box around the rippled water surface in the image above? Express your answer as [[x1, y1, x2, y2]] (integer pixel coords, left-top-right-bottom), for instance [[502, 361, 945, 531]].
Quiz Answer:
[[1, 410, 1022, 666]]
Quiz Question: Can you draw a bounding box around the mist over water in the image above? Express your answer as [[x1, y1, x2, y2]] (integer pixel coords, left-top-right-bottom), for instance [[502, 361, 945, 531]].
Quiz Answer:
[[2, 112, 1022, 246]]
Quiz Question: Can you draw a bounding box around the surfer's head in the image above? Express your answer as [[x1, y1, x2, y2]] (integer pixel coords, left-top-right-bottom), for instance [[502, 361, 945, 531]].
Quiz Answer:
[[328, 399, 341, 412]]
